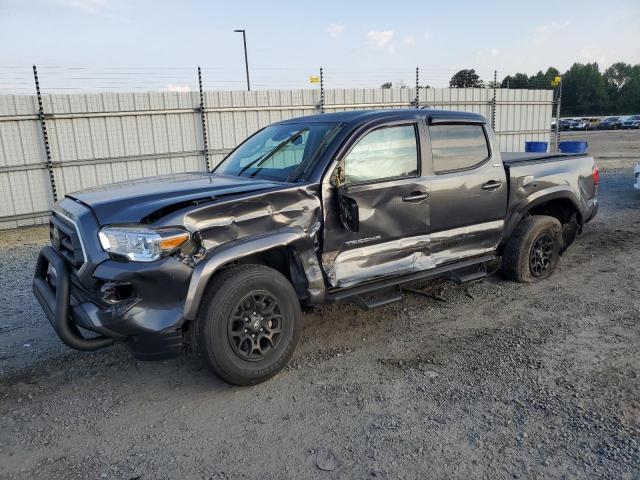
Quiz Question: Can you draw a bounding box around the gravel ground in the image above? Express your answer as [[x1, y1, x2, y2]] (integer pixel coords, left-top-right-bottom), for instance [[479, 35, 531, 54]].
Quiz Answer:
[[1, 130, 639, 479]]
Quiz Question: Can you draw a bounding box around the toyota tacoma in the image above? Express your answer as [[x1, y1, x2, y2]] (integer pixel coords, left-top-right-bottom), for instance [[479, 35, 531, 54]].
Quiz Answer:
[[33, 109, 599, 385]]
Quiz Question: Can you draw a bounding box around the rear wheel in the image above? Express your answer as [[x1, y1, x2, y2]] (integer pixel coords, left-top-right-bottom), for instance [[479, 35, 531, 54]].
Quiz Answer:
[[502, 215, 563, 283], [193, 264, 302, 385]]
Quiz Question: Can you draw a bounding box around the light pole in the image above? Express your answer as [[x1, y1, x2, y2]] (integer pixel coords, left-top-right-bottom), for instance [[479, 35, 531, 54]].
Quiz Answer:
[[234, 29, 251, 91]]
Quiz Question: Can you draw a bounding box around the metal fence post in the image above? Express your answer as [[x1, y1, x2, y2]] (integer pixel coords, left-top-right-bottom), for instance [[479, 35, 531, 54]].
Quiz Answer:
[[319, 67, 325, 114], [197, 66, 211, 171], [415, 67, 420, 108], [491, 70, 497, 130], [554, 79, 562, 151], [33, 65, 57, 203]]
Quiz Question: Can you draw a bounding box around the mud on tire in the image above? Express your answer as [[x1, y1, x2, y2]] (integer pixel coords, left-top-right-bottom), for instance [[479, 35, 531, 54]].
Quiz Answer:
[[192, 264, 302, 386], [502, 215, 563, 283]]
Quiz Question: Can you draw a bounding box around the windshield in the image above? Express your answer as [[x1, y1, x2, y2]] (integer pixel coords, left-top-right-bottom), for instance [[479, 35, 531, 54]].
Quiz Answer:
[[215, 122, 342, 182]]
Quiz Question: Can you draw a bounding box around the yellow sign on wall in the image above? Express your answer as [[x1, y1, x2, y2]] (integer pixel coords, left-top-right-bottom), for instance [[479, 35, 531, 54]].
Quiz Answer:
[[551, 76, 561, 87], [309, 76, 321, 84]]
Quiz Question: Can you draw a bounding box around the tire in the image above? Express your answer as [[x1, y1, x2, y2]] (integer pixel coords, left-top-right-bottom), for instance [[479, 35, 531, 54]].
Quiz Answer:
[[502, 215, 563, 283], [193, 264, 302, 386]]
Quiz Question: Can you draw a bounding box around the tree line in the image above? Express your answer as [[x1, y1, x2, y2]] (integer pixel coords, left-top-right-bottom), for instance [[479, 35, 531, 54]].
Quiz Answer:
[[450, 63, 640, 116], [381, 62, 640, 116]]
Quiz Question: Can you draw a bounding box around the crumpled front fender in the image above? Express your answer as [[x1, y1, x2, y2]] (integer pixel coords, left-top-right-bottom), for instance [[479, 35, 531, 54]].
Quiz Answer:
[[183, 227, 325, 320]]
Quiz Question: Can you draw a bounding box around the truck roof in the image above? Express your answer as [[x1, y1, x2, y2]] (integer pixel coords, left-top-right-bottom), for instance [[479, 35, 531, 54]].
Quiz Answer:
[[275, 109, 486, 126]]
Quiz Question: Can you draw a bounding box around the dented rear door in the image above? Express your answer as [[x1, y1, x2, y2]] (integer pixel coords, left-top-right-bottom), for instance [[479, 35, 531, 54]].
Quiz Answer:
[[424, 122, 508, 260]]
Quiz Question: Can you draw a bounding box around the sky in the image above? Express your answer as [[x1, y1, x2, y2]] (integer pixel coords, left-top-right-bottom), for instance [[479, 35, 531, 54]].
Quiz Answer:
[[1, 0, 639, 93]]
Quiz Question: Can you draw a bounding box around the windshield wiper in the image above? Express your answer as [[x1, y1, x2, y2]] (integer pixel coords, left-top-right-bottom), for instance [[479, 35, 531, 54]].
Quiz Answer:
[[236, 128, 308, 177]]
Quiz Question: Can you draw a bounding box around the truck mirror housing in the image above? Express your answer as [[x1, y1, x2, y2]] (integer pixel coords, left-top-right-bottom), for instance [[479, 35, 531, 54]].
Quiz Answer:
[[337, 187, 359, 232]]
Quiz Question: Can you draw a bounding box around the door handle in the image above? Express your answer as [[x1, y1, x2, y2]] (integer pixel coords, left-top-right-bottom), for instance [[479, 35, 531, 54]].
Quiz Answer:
[[402, 191, 430, 203], [481, 180, 502, 191]]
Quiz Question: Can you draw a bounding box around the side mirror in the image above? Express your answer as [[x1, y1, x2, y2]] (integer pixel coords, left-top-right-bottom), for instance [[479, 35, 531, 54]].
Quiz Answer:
[[337, 187, 359, 232]]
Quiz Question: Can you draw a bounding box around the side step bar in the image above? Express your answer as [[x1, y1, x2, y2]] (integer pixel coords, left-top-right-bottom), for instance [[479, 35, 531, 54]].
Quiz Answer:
[[448, 263, 487, 284], [328, 254, 494, 307], [352, 291, 403, 311]]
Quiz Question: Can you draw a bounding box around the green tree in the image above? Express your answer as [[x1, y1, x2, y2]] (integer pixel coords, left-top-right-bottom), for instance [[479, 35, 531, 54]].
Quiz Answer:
[[603, 62, 640, 113], [528, 67, 560, 89], [449, 69, 484, 88], [500, 73, 530, 89], [380, 82, 393, 89], [604, 62, 634, 90], [613, 64, 640, 114], [561, 63, 609, 115], [496, 62, 640, 114]]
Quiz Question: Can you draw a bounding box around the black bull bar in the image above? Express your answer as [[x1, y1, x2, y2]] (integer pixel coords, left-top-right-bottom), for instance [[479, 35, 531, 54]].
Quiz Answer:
[[33, 246, 114, 351]]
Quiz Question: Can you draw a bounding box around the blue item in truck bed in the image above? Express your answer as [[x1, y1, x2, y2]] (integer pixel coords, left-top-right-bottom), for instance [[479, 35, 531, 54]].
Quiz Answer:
[[525, 141, 548, 152], [558, 141, 588, 153]]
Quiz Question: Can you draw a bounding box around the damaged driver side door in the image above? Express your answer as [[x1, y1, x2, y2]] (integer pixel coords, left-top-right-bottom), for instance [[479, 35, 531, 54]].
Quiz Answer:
[[321, 121, 431, 288]]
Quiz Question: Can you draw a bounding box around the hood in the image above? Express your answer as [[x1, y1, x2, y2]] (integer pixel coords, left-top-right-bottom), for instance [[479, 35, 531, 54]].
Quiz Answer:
[[67, 172, 285, 225]]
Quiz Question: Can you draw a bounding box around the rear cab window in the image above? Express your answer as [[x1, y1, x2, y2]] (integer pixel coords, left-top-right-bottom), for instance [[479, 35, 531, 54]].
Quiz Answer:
[[429, 123, 490, 173]]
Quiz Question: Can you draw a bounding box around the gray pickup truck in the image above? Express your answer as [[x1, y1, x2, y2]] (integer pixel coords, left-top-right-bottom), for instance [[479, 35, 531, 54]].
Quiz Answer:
[[33, 109, 599, 385]]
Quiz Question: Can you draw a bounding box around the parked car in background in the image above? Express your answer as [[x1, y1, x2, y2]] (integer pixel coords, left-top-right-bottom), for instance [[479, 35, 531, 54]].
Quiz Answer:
[[635, 163, 640, 190], [560, 119, 576, 131], [570, 117, 601, 131], [570, 118, 589, 131], [621, 115, 640, 129], [596, 116, 623, 130], [586, 117, 600, 130]]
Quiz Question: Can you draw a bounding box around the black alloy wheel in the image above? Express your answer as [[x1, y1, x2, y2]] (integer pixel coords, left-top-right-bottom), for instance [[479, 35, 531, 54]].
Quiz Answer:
[[529, 233, 555, 277], [227, 292, 283, 361]]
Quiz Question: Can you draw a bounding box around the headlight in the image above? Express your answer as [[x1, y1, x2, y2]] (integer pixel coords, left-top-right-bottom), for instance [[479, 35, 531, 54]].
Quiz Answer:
[[98, 226, 190, 262]]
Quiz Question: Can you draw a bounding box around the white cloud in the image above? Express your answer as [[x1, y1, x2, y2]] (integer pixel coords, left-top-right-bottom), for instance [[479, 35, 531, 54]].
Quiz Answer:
[[327, 23, 345, 38], [60, 0, 111, 15], [403, 35, 416, 46], [579, 47, 609, 66], [533, 20, 571, 44], [490, 48, 500, 57], [367, 30, 394, 48], [58, 0, 128, 21], [424, 31, 433, 40], [167, 84, 192, 92]]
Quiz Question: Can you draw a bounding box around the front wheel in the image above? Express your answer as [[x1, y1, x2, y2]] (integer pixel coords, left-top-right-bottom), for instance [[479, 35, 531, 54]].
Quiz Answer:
[[502, 215, 563, 283], [193, 264, 302, 385]]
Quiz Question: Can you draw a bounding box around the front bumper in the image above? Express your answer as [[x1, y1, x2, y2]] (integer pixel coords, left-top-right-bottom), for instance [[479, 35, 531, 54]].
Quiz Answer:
[[33, 245, 193, 360], [33, 246, 115, 351]]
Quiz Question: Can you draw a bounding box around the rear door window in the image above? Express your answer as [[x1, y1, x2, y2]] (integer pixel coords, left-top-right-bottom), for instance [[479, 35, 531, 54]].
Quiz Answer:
[[429, 124, 490, 173]]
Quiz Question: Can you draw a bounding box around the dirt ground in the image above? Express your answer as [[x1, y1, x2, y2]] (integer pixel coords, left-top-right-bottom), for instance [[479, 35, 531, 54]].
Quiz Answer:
[[1, 130, 639, 480]]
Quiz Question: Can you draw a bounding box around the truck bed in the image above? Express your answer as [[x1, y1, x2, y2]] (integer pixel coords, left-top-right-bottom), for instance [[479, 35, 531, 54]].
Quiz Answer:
[[501, 152, 585, 167]]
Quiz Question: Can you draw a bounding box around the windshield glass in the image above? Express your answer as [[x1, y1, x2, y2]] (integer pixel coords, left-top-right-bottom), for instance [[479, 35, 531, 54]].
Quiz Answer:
[[215, 122, 341, 182]]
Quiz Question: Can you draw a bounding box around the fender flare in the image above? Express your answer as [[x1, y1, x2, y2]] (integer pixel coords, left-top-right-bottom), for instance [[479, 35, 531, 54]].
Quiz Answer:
[[183, 228, 325, 320], [502, 187, 584, 242]]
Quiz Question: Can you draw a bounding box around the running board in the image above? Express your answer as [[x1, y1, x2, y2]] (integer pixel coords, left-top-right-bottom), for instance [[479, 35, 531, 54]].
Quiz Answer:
[[352, 292, 403, 311], [448, 263, 487, 284]]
